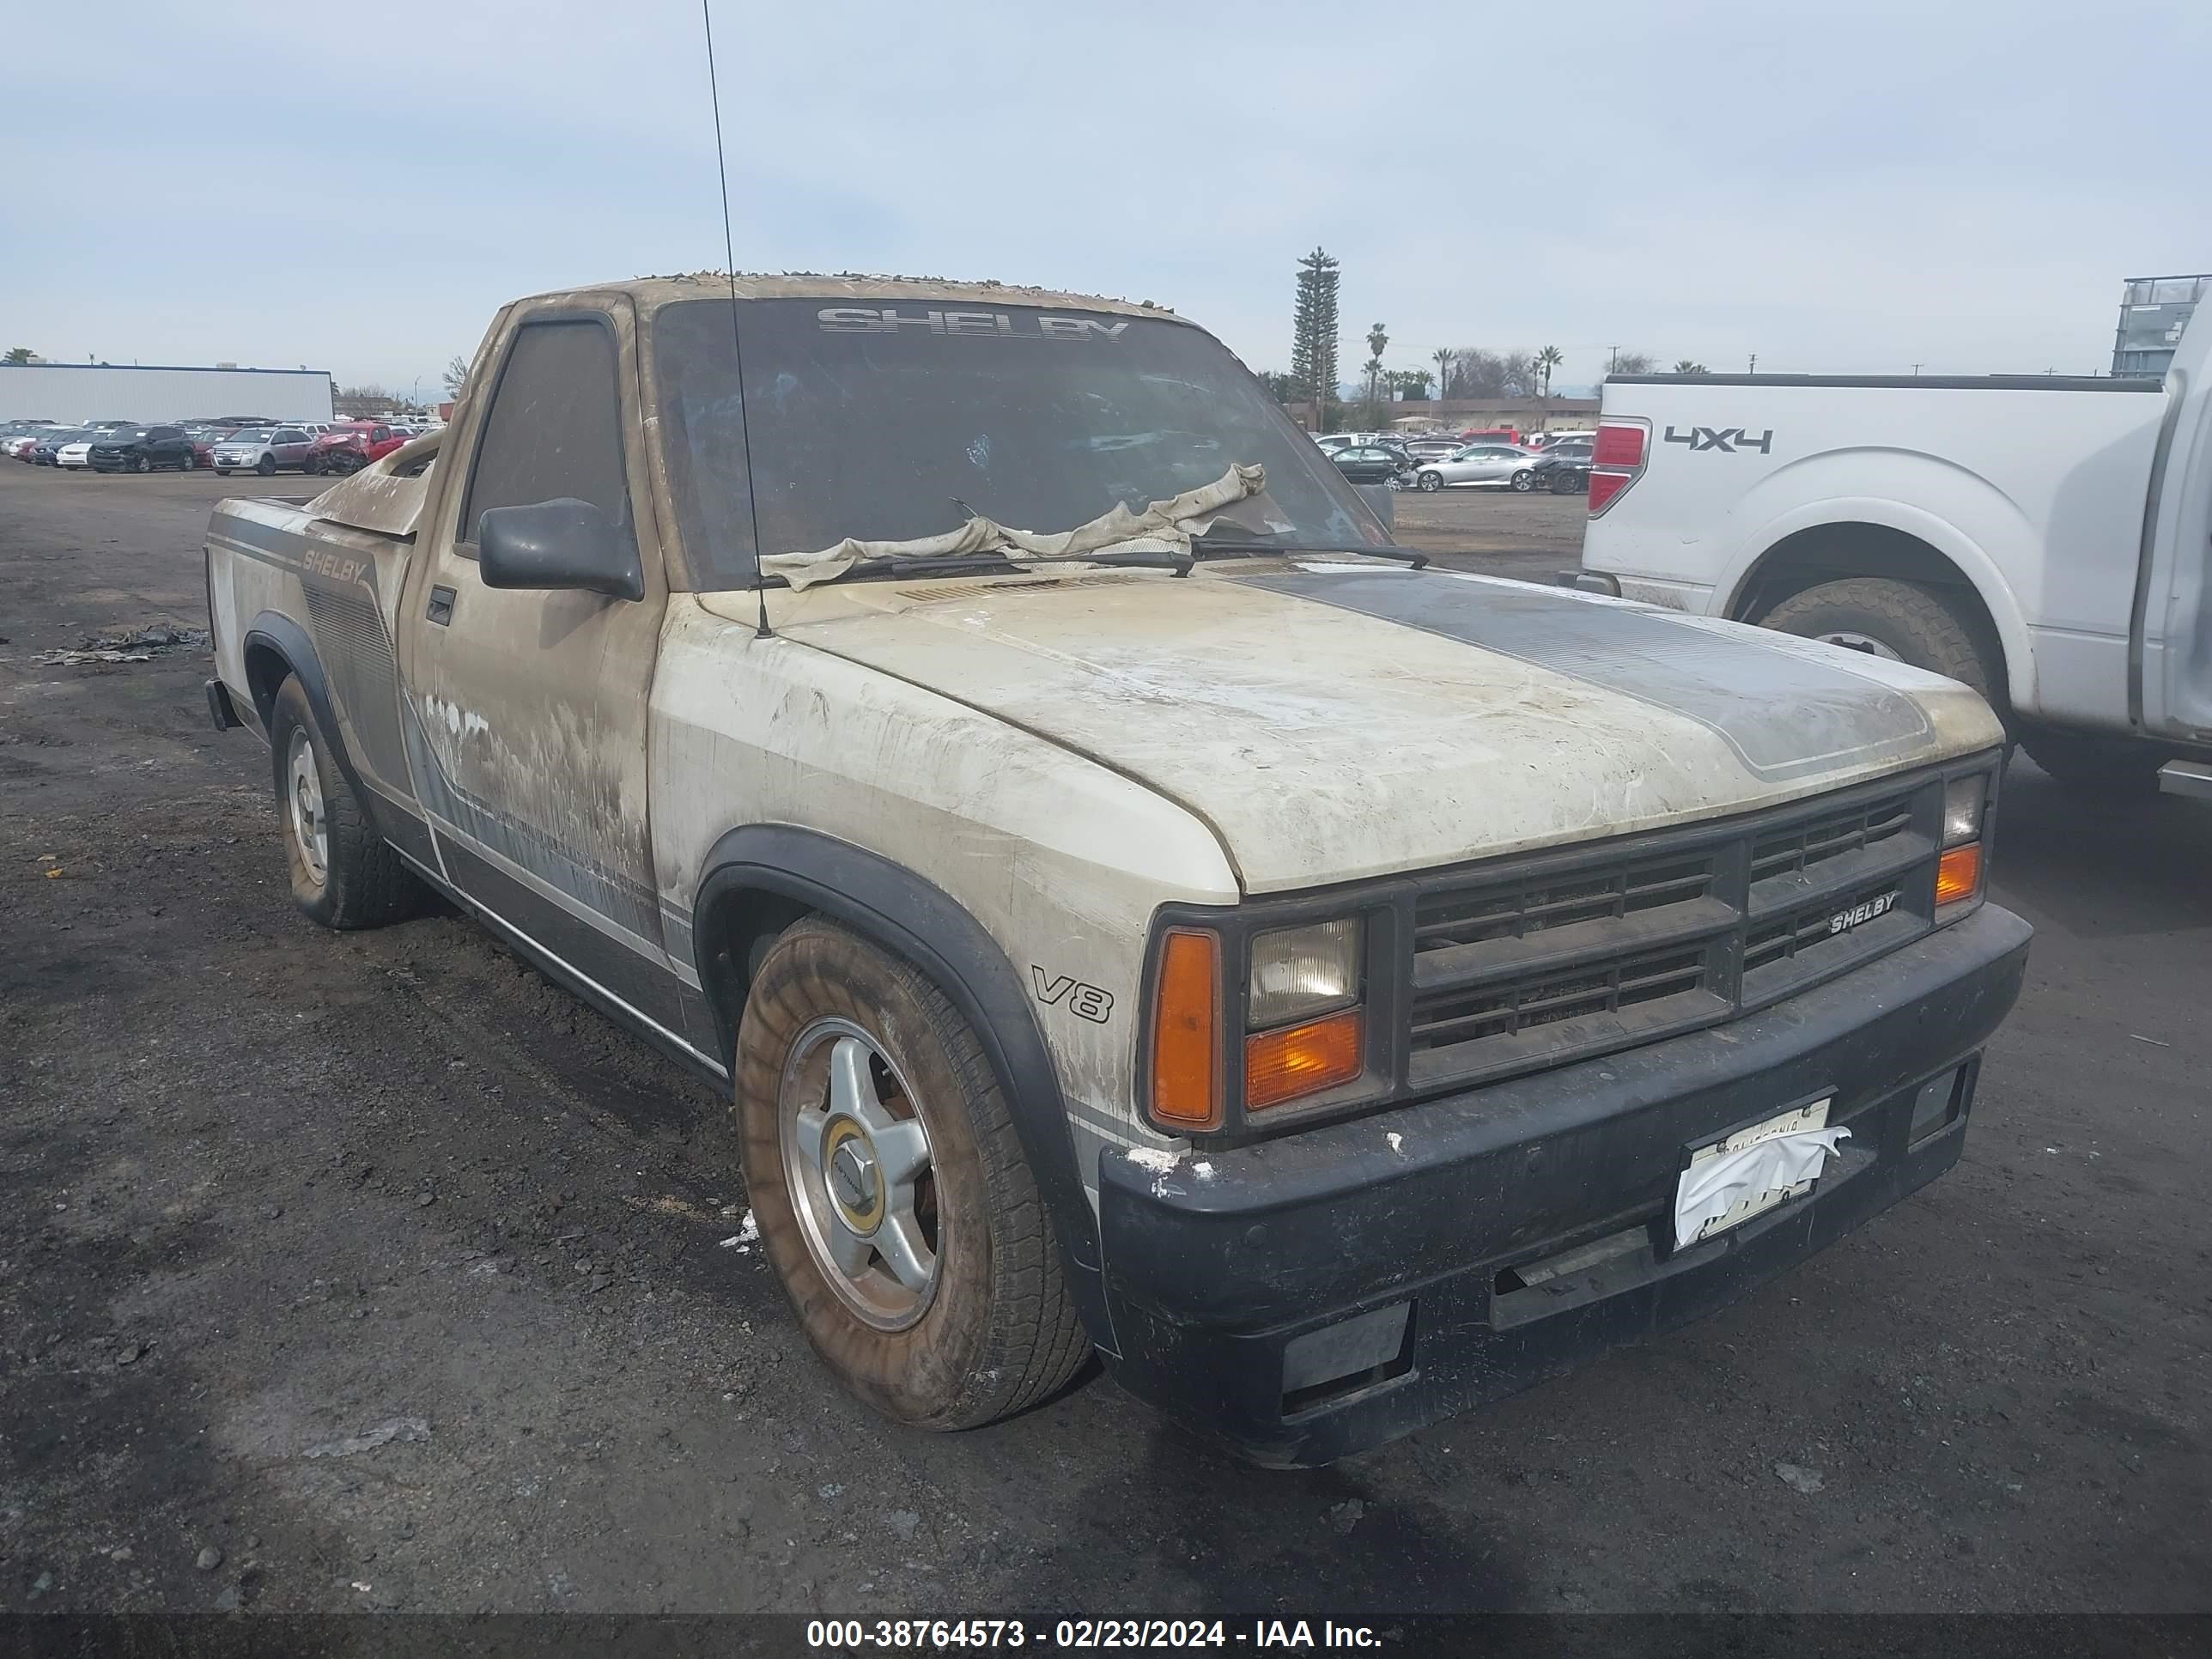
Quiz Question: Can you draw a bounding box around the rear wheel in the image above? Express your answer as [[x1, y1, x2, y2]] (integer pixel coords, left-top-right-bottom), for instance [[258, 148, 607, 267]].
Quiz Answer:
[[268, 676, 422, 929], [2020, 728, 2173, 797], [735, 919, 1089, 1431], [1510, 469, 1536, 491], [179, 450, 194, 471], [1754, 577, 2001, 702]]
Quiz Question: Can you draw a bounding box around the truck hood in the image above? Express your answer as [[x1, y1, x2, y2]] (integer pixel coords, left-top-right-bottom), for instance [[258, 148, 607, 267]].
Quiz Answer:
[[745, 562, 2003, 894]]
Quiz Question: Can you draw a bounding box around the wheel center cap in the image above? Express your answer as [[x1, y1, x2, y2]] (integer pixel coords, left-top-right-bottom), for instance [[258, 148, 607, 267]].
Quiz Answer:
[[823, 1120, 883, 1233]]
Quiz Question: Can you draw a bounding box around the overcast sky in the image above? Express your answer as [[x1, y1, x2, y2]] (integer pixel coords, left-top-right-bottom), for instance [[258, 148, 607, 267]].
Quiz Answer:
[[6, 0, 2208, 395]]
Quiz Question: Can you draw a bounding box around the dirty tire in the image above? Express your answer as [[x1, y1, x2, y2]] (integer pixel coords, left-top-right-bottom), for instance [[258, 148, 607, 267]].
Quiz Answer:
[[735, 919, 1089, 1431], [2020, 728, 2173, 796], [268, 676, 422, 929], [1756, 577, 2001, 702]]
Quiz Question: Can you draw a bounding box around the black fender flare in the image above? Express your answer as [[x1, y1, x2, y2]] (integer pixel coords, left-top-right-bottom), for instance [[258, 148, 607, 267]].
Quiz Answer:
[[692, 824, 1115, 1352], [242, 612, 380, 829]]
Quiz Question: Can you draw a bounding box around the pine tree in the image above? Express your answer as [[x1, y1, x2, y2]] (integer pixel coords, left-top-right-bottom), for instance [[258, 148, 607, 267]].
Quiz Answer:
[[1290, 248, 1340, 427]]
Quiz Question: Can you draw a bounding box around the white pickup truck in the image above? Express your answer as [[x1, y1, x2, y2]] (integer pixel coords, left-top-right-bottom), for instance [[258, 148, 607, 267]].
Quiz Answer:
[[1577, 312, 2212, 798], [202, 274, 2028, 1466]]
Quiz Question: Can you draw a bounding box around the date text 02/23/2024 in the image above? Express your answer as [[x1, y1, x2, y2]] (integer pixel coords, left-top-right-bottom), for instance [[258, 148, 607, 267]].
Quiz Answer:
[[805, 1619, 1384, 1650]]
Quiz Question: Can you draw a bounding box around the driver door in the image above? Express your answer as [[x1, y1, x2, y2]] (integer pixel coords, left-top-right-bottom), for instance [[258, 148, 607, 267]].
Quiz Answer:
[[395, 298, 685, 1032]]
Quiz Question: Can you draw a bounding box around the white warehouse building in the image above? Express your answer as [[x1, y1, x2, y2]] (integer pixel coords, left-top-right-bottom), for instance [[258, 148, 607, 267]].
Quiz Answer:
[[0, 362, 334, 425]]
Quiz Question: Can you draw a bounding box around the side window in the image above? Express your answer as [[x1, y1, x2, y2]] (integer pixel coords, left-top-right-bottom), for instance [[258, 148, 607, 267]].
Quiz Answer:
[[275, 428, 306, 443], [460, 317, 631, 550], [372, 427, 389, 443]]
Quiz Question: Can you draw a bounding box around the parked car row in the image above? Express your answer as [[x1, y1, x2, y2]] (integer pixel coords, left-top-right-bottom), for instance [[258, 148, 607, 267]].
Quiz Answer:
[[1316, 431, 1596, 496], [1409, 435, 1595, 495], [2, 415, 436, 477]]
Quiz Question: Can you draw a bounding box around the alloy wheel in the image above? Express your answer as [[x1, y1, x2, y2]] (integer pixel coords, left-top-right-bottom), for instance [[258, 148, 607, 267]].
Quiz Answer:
[[780, 1017, 939, 1331]]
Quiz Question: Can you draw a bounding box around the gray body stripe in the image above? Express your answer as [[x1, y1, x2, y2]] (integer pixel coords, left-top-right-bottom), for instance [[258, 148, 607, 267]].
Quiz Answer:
[[1236, 570, 1936, 781]]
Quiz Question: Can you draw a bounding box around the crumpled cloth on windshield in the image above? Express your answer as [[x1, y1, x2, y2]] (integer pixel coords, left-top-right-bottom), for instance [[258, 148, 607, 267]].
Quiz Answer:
[[758, 463, 1267, 592]]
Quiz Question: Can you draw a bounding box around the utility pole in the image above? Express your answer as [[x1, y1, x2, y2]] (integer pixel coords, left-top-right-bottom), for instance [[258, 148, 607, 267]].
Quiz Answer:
[[1911, 363, 1923, 376], [1607, 345, 1620, 374], [1747, 352, 1758, 374]]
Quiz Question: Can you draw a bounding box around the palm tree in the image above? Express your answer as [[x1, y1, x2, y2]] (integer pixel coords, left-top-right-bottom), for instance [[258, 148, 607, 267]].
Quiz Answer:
[[1534, 345, 1564, 399], [1671, 359, 1711, 375], [1431, 346, 1455, 402]]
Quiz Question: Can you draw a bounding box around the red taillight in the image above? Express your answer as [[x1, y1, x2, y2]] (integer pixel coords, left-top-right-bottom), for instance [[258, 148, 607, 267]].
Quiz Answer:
[[1588, 418, 1650, 517], [1592, 422, 1646, 468], [1587, 471, 1632, 514]]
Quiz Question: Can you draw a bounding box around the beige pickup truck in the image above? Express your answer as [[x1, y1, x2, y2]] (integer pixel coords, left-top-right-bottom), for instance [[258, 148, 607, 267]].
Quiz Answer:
[[204, 274, 2030, 1466]]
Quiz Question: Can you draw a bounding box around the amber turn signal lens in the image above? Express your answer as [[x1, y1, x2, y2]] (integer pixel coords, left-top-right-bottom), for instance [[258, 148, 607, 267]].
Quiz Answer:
[[1246, 1008, 1364, 1110], [1151, 929, 1223, 1130], [1936, 842, 1983, 906]]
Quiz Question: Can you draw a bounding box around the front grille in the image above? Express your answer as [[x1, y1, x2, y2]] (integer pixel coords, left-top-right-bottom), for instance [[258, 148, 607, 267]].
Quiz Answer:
[[1403, 776, 1942, 1092]]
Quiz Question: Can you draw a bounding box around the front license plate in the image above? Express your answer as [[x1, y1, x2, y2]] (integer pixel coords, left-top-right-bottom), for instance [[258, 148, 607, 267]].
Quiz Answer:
[[1674, 1099, 1833, 1249]]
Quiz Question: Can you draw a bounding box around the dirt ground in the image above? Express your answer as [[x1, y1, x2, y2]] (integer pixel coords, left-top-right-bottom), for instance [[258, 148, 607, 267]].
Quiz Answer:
[[3, 463, 2208, 1620]]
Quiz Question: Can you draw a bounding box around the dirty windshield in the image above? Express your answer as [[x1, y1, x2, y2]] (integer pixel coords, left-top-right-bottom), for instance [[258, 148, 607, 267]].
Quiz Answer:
[[654, 297, 1393, 586]]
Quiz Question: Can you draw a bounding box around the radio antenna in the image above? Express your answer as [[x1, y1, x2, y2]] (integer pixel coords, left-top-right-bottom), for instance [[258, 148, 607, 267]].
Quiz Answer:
[[701, 0, 772, 639]]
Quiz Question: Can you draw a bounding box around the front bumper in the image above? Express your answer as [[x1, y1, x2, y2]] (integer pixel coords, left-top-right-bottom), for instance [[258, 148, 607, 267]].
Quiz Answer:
[[1097, 904, 2031, 1467]]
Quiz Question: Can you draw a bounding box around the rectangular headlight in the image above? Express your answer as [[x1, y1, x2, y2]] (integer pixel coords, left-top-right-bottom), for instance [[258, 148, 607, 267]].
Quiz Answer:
[[1248, 918, 1361, 1030], [1942, 773, 1986, 848]]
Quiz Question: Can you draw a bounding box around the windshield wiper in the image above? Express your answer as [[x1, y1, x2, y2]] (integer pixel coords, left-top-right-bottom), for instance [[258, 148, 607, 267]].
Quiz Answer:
[[1184, 529, 1430, 569]]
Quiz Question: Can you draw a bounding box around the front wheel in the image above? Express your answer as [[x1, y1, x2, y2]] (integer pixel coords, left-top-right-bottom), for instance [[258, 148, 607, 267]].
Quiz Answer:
[[1510, 470, 1536, 492], [1417, 471, 1443, 492], [135, 454, 151, 474], [255, 454, 276, 477], [268, 677, 423, 928], [735, 919, 1089, 1431], [1549, 471, 1580, 495]]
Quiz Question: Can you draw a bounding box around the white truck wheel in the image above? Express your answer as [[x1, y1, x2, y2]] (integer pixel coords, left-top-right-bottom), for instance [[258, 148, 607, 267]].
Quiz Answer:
[[1757, 578, 2000, 702]]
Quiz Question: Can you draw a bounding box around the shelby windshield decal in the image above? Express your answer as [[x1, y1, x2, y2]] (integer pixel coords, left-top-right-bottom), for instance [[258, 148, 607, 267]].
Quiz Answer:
[[1829, 890, 1899, 936], [817, 307, 1130, 340]]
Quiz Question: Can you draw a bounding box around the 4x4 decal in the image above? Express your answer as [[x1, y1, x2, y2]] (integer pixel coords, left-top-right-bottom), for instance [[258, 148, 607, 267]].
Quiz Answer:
[[1663, 425, 1774, 453]]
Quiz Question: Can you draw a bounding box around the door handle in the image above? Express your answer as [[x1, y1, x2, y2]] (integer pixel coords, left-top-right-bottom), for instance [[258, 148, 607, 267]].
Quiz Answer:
[[427, 585, 456, 626]]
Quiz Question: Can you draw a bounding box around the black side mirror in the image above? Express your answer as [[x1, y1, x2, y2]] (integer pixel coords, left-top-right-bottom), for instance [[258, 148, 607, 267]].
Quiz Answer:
[[478, 498, 643, 601]]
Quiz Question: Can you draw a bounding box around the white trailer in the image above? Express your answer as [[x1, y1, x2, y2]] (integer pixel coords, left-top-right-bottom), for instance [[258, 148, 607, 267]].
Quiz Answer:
[[0, 362, 334, 425]]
